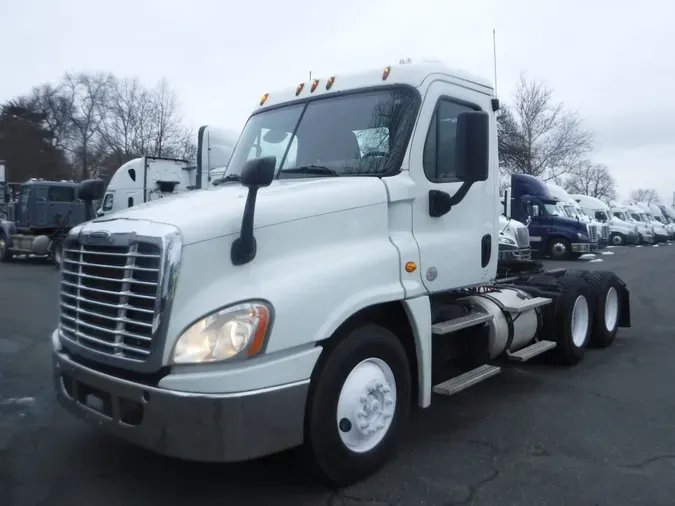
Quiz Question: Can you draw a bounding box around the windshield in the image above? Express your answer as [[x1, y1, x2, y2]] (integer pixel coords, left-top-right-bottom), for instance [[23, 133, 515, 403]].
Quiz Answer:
[[225, 87, 419, 179], [564, 205, 577, 218], [595, 210, 608, 221], [613, 211, 627, 221], [654, 215, 663, 223], [640, 213, 649, 221], [631, 213, 642, 221], [542, 203, 559, 215]]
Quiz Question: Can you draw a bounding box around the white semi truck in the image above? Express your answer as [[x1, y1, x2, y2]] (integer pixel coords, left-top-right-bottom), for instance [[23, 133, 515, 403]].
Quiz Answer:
[[51, 62, 632, 486], [571, 194, 640, 246], [98, 126, 237, 217]]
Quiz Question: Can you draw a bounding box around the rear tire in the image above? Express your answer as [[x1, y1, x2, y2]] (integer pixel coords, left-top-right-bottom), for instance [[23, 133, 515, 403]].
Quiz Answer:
[[542, 276, 593, 365], [585, 271, 622, 348], [304, 323, 411, 487]]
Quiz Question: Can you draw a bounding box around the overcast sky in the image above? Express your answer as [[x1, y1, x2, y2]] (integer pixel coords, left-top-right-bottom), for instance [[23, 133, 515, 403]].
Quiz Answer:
[[1, 0, 672, 202]]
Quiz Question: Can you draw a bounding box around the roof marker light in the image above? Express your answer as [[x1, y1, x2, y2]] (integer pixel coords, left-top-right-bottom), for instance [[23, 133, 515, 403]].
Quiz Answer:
[[260, 93, 269, 106], [382, 66, 391, 80], [326, 76, 335, 90], [296, 83, 304, 96], [310, 79, 320, 92]]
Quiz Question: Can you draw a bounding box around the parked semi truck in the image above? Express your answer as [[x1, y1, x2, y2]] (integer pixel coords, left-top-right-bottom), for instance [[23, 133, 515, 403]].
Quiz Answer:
[[0, 178, 104, 266], [498, 213, 531, 261], [628, 203, 663, 243], [546, 183, 608, 249], [613, 206, 652, 244], [98, 126, 237, 217], [647, 203, 674, 240], [503, 174, 595, 260], [571, 194, 639, 246], [51, 62, 631, 486]]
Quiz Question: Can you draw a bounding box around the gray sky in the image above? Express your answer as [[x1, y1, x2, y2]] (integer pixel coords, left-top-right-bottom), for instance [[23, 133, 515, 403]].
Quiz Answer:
[[2, 0, 671, 202]]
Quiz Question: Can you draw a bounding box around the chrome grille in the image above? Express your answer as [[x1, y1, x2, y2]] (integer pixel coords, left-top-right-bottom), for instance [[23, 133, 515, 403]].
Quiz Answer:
[[587, 224, 598, 242], [515, 227, 530, 248], [59, 237, 161, 360], [601, 224, 610, 240]]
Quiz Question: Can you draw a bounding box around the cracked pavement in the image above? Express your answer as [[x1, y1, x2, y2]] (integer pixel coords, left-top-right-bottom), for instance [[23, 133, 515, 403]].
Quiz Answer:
[[1, 245, 675, 505]]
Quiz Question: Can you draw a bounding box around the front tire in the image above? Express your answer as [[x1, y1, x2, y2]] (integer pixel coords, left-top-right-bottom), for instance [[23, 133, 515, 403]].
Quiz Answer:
[[305, 323, 411, 487], [610, 233, 625, 246], [548, 237, 572, 260]]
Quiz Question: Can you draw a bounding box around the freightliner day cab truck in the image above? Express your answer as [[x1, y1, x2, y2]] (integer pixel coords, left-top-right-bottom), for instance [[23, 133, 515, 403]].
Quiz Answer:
[[572, 194, 640, 246], [503, 174, 596, 260], [498, 213, 531, 261], [51, 62, 632, 486], [613, 206, 653, 244], [627, 204, 658, 244], [98, 126, 237, 217]]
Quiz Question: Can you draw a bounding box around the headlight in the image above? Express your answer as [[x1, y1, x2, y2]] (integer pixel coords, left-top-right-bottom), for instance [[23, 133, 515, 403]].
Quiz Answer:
[[499, 236, 516, 246], [577, 232, 589, 241], [171, 302, 271, 365]]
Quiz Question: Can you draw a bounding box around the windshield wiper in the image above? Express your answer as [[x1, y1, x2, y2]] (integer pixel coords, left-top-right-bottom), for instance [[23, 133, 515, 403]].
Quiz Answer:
[[212, 173, 240, 186], [280, 165, 339, 177]]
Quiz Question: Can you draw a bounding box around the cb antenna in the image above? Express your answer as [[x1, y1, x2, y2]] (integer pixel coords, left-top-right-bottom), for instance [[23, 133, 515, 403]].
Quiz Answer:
[[492, 28, 499, 97]]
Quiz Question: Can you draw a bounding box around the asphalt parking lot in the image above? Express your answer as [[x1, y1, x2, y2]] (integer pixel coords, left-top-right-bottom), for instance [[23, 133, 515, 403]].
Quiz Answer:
[[1, 244, 674, 506]]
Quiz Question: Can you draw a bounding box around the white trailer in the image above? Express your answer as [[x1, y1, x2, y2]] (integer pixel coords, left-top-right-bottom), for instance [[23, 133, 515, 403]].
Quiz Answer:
[[97, 126, 238, 216], [51, 61, 632, 486]]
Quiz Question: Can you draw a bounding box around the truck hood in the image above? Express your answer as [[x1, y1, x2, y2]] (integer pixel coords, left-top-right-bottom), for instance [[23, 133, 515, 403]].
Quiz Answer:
[[552, 215, 586, 231], [88, 178, 389, 245]]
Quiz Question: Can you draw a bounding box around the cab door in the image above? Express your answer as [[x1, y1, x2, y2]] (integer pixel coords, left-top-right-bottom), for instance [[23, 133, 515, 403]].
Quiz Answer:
[[409, 80, 497, 293]]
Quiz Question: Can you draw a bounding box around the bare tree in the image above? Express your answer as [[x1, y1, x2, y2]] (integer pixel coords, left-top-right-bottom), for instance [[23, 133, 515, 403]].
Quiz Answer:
[[498, 73, 593, 181], [630, 188, 660, 204], [561, 161, 617, 202], [149, 78, 183, 158], [62, 72, 114, 179], [29, 84, 74, 151]]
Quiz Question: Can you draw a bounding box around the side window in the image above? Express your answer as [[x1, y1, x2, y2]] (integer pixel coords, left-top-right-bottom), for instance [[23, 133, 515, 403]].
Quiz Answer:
[[423, 99, 477, 182], [101, 194, 114, 211], [128, 197, 134, 208], [47, 186, 76, 202], [36, 186, 49, 200]]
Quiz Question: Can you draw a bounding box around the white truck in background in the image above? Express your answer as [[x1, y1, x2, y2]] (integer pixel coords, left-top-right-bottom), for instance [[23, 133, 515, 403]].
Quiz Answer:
[[571, 194, 639, 246], [498, 212, 531, 261], [625, 204, 656, 244], [649, 203, 675, 240], [632, 202, 668, 243], [51, 61, 632, 486], [98, 126, 238, 216]]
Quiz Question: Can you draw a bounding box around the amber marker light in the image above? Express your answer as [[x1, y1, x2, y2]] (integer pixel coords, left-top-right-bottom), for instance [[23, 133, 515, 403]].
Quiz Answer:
[[405, 261, 417, 273], [326, 76, 335, 90], [382, 66, 391, 80], [296, 83, 304, 96], [247, 304, 271, 357], [310, 79, 320, 92], [260, 93, 269, 106]]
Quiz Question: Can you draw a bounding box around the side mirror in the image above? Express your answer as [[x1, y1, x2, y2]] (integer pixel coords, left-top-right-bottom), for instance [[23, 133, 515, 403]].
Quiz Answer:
[[240, 156, 276, 188], [78, 179, 105, 202], [231, 156, 277, 266], [455, 111, 489, 182]]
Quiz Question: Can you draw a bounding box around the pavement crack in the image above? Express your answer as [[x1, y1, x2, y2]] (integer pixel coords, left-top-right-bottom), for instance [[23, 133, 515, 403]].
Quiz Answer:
[[619, 453, 675, 470], [441, 466, 500, 506]]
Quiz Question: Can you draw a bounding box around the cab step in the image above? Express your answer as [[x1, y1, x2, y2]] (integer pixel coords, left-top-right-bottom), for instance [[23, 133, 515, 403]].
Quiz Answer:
[[432, 312, 493, 335], [501, 296, 552, 313], [432, 364, 501, 397], [507, 340, 556, 362]]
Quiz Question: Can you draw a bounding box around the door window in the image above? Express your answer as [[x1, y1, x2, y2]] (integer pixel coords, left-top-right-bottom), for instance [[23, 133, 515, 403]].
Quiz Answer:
[[101, 194, 114, 211], [423, 99, 479, 182]]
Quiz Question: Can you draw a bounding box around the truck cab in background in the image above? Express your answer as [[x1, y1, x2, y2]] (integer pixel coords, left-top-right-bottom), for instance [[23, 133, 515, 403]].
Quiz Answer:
[[649, 203, 674, 240], [503, 174, 594, 260], [571, 194, 639, 246], [546, 183, 608, 249], [631, 202, 668, 243], [98, 126, 238, 217], [625, 204, 655, 244], [497, 213, 531, 262]]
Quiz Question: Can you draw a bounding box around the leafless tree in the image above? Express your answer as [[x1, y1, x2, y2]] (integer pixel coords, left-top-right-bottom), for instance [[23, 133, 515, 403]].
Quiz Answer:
[[498, 73, 593, 181], [62, 72, 114, 179], [629, 188, 660, 204], [561, 161, 617, 202], [148, 78, 183, 158], [29, 84, 74, 151]]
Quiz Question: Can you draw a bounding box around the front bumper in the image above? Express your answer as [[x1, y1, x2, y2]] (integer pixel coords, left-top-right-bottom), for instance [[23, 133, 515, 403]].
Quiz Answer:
[[571, 242, 593, 253], [53, 349, 310, 462], [498, 245, 531, 261]]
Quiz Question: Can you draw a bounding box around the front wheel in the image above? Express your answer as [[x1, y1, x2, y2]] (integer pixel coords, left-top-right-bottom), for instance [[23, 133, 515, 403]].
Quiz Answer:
[[305, 323, 411, 487], [610, 233, 625, 246], [548, 238, 572, 260], [0, 233, 13, 263]]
